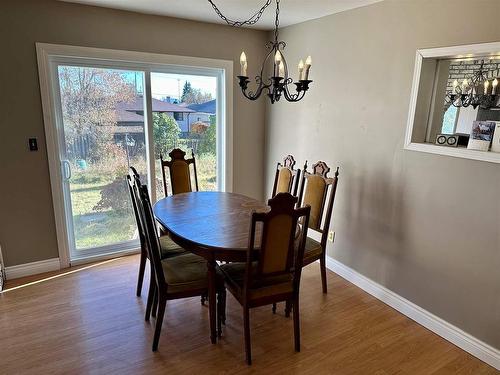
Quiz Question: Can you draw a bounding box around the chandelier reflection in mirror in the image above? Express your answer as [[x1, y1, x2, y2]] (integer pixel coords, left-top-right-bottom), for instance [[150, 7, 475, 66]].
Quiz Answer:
[[445, 60, 499, 110], [208, 0, 312, 103]]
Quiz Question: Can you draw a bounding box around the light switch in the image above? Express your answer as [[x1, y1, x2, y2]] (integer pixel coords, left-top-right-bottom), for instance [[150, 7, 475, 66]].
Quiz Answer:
[[28, 138, 38, 151]]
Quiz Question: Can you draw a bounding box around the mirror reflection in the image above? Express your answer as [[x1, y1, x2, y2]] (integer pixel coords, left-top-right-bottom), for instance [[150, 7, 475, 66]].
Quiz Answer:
[[427, 57, 500, 146]]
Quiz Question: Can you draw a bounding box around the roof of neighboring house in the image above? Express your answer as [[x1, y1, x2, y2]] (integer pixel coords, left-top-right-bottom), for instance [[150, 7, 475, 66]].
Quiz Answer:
[[116, 109, 145, 123], [187, 99, 216, 115], [117, 96, 195, 114]]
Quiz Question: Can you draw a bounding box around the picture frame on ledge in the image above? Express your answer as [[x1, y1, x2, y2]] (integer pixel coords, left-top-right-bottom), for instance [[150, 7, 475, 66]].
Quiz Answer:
[[467, 121, 496, 151], [490, 122, 500, 153]]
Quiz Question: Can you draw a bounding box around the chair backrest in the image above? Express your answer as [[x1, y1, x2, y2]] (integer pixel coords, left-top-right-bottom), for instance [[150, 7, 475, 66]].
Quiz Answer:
[[131, 172, 168, 290], [127, 167, 147, 254], [245, 193, 310, 293], [160, 148, 199, 196], [297, 161, 339, 247], [272, 155, 301, 197]]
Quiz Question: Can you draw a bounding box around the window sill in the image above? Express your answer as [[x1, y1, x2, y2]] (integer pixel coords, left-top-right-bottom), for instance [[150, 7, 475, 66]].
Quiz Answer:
[[404, 142, 500, 164]]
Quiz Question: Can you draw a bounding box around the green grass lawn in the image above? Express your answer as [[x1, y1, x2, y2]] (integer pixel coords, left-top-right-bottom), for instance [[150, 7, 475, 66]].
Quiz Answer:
[[69, 153, 216, 250], [70, 172, 136, 249]]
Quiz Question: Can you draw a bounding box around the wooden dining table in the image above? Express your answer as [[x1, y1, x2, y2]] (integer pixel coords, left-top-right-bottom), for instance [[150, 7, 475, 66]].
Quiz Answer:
[[153, 191, 268, 344]]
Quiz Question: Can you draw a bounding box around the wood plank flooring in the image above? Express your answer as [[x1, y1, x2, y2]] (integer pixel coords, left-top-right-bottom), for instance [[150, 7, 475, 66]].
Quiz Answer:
[[0, 255, 497, 374]]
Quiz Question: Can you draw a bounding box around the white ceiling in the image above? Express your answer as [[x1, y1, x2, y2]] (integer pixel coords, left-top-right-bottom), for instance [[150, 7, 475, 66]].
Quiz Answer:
[[59, 0, 383, 30]]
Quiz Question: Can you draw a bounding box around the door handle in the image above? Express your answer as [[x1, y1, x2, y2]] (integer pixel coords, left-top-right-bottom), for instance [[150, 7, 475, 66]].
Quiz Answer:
[[62, 160, 72, 181]]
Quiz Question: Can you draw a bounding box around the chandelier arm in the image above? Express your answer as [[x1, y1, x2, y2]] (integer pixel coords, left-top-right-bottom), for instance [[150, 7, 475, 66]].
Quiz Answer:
[[283, 84, 306, 102], [238, 76, 273, 101]]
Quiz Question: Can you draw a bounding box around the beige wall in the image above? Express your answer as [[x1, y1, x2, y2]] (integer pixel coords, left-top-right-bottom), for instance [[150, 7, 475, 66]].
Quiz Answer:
[[0, 0, 267, 267], [265, 0, 500, 348]]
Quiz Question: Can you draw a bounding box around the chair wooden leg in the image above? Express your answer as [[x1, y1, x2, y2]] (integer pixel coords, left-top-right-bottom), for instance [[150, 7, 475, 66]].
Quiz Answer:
[[272, 303, 277, 314], [320, 255, 327, 294], [285, 300, 292, 317], [152, 296, 166, 352], [152, 288, 158, 318], [145, 279, 155, 321], [293, 296, 300, 352], [243, 306, 252, 365], [217, 291, 223, 337], [222, 289, 227, 325], [136, 251, 147, 297]]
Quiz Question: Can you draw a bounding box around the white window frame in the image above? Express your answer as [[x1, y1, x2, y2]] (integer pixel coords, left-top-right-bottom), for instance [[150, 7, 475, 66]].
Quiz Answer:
[[405, 41, 500, 164], [36, 43, 233, 267]]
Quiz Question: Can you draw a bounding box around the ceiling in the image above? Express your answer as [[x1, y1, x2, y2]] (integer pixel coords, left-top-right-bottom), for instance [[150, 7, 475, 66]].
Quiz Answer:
[[58, 0, 383, 30]]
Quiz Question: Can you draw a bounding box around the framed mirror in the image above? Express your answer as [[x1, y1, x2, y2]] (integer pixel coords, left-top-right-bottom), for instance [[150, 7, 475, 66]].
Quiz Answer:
[[405, 41, 500, 163]]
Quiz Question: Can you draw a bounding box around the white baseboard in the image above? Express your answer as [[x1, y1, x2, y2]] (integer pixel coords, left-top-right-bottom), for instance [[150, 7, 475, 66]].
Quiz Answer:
[[325, 255, 500, 370], [5, 258, 60, 280]]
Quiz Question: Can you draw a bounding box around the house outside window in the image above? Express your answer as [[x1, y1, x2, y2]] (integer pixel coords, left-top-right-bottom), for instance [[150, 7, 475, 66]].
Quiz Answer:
[[174, 112, 184, 121]]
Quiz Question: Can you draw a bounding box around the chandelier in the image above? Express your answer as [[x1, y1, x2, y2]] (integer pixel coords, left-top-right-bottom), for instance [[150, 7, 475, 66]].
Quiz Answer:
[[445, 60, 499, 110], [208, 0, 312, 104]]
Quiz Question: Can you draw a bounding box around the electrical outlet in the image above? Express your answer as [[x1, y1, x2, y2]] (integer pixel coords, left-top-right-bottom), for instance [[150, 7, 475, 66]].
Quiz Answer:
[[328, 231, 335, 242]]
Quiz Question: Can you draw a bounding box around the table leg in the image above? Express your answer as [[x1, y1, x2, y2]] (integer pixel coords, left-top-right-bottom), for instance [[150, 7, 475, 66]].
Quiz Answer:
[[207, 256, 217, 344]]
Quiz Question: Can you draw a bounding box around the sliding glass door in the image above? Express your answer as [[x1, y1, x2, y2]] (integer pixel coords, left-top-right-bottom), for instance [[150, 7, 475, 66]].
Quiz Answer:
[[55, 65, 148, 261], [42, 46, 229, 264]]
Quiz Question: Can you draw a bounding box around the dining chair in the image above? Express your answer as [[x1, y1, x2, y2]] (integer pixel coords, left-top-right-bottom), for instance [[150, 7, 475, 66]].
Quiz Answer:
[[220, 193, 311, 365], [160, 148, 199, 196], [296, 160, 340, 295], [127, 167, 188, 300], [131, 172, 226, 351], [271, 154, 301, 197]]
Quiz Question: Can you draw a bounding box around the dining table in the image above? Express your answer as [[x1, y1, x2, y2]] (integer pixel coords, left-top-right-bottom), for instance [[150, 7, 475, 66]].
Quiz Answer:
[[153, 191, 268, 344]]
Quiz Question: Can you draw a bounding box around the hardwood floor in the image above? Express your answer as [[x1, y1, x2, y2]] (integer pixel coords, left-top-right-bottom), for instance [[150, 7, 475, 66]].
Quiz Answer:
[[0, 255, 496, 374]]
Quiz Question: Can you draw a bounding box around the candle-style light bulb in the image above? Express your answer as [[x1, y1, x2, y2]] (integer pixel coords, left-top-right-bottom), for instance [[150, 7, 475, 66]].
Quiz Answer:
[[493, 78, 498, 95], [452, 79, 458, 93], [240, 51, 247, 76], [461, 78, 468, 92], [278, 61, 285, 78], [298, 60, 304, 80], [304, 56, 312, 80], [484, 80, 490, 95], [274, 50, 282, 63]]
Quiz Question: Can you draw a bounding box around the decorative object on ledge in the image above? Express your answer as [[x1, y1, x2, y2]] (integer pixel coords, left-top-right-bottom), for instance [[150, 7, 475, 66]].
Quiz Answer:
[[435, 134, 459, 147], [491, 122, 500, 153], [208, 0, 312, 103], [467, 121, 497, 151], [445, 60, 499, 110]]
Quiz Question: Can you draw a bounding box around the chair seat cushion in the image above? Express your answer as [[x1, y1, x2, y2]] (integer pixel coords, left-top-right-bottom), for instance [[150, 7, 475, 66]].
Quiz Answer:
[[303, 237, 323, 261], [161, 253, 222, 294], [294, 233, 323, 262], [159, 235, 188, 259], [220, 262, 293, 302]]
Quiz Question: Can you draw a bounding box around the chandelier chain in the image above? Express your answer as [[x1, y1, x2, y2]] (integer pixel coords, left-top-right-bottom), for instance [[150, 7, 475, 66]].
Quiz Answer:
[[207, 0, 272, 27], [274, 0, 280, 42]]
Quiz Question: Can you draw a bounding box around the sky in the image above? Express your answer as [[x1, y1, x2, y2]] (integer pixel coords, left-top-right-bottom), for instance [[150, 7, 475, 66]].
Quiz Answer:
[[151, 72, 216, 100], [59, 66, 216, 102], [124, 71, 216, 101]]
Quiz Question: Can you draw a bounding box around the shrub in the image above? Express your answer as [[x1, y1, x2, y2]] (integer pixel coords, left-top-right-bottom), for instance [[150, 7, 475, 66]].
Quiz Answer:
[[93, 176, 131, 213], [198, 115, 216, 155], [93, 143, 128, 178], [153, 112, 181, 158]]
